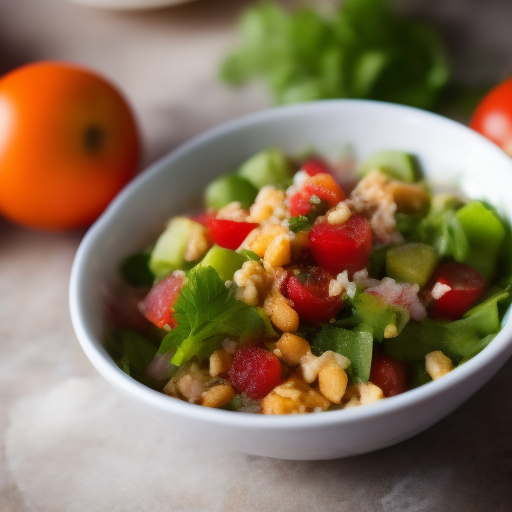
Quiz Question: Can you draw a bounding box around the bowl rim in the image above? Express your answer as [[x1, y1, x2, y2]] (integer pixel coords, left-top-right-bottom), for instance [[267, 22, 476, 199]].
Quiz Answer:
[[69, 98, 512, 430]]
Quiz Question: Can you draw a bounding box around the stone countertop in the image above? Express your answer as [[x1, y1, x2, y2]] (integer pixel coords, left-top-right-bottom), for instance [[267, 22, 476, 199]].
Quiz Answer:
[[1, 1, 512, 510]]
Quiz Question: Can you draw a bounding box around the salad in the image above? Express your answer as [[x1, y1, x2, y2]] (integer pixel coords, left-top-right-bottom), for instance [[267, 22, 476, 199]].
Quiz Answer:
[[110, 146, 511, 414]]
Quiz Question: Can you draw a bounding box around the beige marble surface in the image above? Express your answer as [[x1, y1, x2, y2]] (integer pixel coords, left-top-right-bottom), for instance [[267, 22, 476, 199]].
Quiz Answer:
[[1, 0, 512, 510]]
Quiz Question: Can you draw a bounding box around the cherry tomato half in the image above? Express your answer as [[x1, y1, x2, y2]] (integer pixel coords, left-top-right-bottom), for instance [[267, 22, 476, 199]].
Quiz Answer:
[[427, 261, 486, 320], [0, 61, 140, 230], [205, 216, 259, 250], [370, 352, 409, 397], [288, 173, 345, 217], [470, 76, 512, 156], [228, 346, 282, 399], [309, 214, 372, 274], [283, 266, 344, 324]]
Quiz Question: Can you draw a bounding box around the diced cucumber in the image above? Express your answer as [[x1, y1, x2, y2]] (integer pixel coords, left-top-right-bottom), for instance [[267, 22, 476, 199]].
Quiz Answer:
[[149, 217, 204, 279], [386, 243, 438, 287], [205, 173, 258, 210], [238, 146, 292, 188], [359, 150, 420, 182], [199, 245, 248, 281]]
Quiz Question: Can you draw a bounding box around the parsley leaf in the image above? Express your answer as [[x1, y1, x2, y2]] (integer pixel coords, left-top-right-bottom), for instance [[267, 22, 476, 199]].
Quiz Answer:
[[288, 215, 313, 233], [157, 266, 270, 366], [220, 0, 449, 110]]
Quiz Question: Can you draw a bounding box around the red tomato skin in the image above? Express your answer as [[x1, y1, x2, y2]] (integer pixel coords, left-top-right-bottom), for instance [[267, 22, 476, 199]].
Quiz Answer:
[[206, 217, 258, 250], [370, 353, 409, 397], [428, 262, 486, 320], [470, 76, 512, 156], [308, 215, 372, 274], [140, 273, 185, 329], [283, 268, 344, 324], [301, 158, 335, 177], [288, 173, 345, 217], [228, 347, 282, 399]]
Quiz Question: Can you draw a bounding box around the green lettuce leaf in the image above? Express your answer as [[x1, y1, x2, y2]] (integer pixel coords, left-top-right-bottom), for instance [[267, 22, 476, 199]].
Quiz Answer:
[[157, 266, 270, 366], [120, 248, 154, 287], [113, 330, 159, 386], [383, 288, 509, 363]]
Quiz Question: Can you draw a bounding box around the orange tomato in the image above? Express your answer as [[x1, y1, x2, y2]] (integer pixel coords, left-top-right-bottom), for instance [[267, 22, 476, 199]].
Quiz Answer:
[[0, 61, 140, 230]]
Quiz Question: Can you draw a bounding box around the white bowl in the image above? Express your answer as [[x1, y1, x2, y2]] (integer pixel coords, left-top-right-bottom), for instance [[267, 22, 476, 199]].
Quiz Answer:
[[69, 100, 512, 460]]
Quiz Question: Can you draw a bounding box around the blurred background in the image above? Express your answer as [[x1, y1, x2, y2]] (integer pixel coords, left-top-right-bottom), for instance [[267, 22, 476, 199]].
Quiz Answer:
[[1, 0, 511, 168], [1, 1, 512, 511]]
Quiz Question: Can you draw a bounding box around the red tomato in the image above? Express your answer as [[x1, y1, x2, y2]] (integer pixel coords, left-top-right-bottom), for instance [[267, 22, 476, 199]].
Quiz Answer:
[[228, 346, 282, 399], [470, 76, 512, 156], [139, 273, 185, 329], [0, 61, 140, 230], [301, 158, 335, 177], [288, 173, 345, 217], [206, 217, 258, 250], [427, 261, 486, 320], [283, 267, 344, 324], [308, 215, 372, 274], [370, 352, 409, 397]]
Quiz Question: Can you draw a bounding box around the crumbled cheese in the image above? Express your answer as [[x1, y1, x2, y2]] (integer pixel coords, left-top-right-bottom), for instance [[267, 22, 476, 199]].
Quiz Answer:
[[217, 201, 249, 221], [249, 186, 287, 223], [329, 279, 344, 297], [301, 351, 350, 384], [222, 338, 237, 354], [286, 169, 309, 198], [336, 270, 357, 299], [234, 260, 269, 306], [366, 277, 427, 321], [432, 282, 451, 300], [346, 170, 400, 245]]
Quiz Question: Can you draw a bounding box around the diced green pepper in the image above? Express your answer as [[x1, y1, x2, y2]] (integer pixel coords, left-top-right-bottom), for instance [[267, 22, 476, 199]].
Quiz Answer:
[[386, 243, 438, 287], [199, 245, 248, 281], [238, 146, 293, 188], [352, 292, 410, 341], [359, 150, 421, 182], [205, 173, 258, 210], [310, 325, 374, 383]]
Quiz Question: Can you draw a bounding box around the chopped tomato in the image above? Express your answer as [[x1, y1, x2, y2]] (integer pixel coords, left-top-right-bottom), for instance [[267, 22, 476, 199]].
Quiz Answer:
[[283, 267, 344, 324], [301, 158, 335, 177], [206, 217, 258, 250], [140, 272, 185, 329], [308, 215, 372, 274], [228, 346, 282, 399], [370, 352, 409, 397], [427, 261, 486, 320], [288, 173, 345, 217]]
